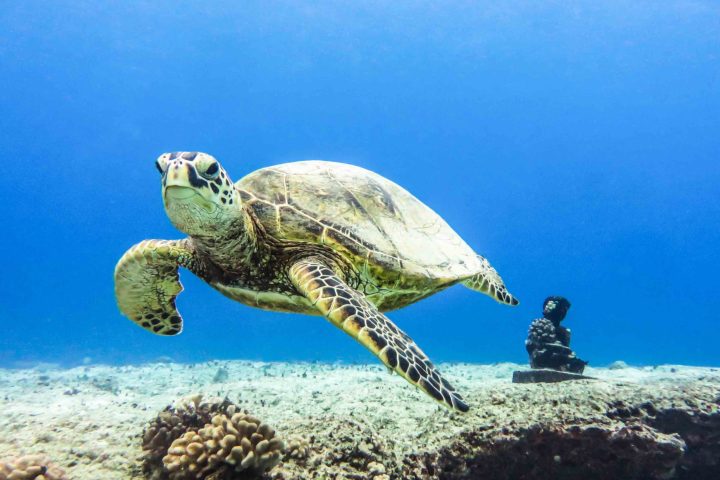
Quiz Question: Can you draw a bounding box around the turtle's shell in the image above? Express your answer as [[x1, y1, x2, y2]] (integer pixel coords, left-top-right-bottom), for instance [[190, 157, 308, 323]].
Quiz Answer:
[[237, 161, 483, 296]]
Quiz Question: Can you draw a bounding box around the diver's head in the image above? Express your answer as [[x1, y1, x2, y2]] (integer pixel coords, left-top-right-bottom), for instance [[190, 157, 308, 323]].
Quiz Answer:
[[156, 152, 239, 236], [543, 296, 571, 323]]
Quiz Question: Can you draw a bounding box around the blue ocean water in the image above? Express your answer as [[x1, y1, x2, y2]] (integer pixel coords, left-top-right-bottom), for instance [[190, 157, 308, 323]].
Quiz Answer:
[[0, 1, 718, 369]]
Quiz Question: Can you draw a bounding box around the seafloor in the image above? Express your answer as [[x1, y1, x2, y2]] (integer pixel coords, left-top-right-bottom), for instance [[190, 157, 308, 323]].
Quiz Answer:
[[0, 361, 718, 479]]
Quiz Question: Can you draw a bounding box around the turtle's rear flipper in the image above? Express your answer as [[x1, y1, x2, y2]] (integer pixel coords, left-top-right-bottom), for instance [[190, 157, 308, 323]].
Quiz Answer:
[[114, 239, 193, 335], [462, 255, 519, 306], [289, 258, 469, 412]]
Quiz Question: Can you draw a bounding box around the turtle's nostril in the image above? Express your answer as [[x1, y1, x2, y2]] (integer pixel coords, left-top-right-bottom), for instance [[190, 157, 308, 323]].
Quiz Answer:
[[182, 152, 198, 161]]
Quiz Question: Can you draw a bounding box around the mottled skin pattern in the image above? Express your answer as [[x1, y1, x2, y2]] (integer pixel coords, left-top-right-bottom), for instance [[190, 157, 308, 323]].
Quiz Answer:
[[114, 152, 518, 412]]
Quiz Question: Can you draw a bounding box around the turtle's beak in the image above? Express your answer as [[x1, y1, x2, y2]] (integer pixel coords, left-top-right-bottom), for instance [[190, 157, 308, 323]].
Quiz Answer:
[[164, 162, 193, 188], [162, 163, 207, 203], [163, 185, 216, 214], [163, 163, 198, 203], [162, 163, 215, 213], [164, 186, 197, 200]]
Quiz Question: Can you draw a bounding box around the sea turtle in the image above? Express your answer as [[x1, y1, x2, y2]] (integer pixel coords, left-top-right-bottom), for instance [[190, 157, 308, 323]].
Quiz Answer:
[[114, 152, 518, 412]]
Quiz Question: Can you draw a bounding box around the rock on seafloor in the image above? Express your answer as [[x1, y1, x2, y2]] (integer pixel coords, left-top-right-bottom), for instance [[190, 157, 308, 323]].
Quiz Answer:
[[0, 361, 718, 479]]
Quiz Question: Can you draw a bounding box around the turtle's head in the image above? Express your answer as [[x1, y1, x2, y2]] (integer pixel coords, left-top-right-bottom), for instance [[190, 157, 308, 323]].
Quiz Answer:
[[156, 152, 241, 237]]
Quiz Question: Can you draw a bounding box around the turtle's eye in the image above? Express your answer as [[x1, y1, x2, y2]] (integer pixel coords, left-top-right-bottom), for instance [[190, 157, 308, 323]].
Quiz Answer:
[[199, 161, 220, 180]]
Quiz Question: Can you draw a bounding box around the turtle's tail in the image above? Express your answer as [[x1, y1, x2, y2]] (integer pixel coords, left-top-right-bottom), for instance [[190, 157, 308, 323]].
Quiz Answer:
[[462, 255, 519, 306]]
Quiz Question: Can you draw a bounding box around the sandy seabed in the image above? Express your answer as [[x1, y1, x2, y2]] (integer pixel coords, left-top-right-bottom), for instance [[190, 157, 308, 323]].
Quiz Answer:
[[0, 361, 718, 479]]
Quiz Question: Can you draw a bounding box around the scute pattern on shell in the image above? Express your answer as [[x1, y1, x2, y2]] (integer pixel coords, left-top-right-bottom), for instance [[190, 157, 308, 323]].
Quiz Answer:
[[237, 161, 485, 282]]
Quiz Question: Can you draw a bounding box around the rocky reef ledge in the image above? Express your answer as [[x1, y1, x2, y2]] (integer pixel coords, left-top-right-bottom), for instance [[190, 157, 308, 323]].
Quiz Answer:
[[0, 361, 717, 479]]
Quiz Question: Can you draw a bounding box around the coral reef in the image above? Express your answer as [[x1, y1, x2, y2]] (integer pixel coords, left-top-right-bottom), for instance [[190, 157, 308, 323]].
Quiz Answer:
[[1, 361, 718, 479], [163, 412, 283, 479], [283, 436, 310, 461], [404, 421, 685, 480], [611, 398, 720, 479], [0, 455, 67, 480], [268, 418, 391, 480], [142, 395, 283, 479], [142, 395, 235, 477], [399, 391, 720, 480]]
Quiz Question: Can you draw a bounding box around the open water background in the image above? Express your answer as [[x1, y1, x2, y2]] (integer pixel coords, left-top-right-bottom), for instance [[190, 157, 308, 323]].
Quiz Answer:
[[1, 1, 718, 368]]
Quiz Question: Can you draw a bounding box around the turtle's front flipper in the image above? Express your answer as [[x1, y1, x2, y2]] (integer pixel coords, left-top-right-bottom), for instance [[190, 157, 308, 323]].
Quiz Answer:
[[114, 239, 194, 336], [462, 255, 519, 306], [289, 258, 469, 412]]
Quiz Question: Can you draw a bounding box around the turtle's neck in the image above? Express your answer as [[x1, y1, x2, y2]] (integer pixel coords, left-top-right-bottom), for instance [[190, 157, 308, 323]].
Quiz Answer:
[[189, 207, 269, 279]]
